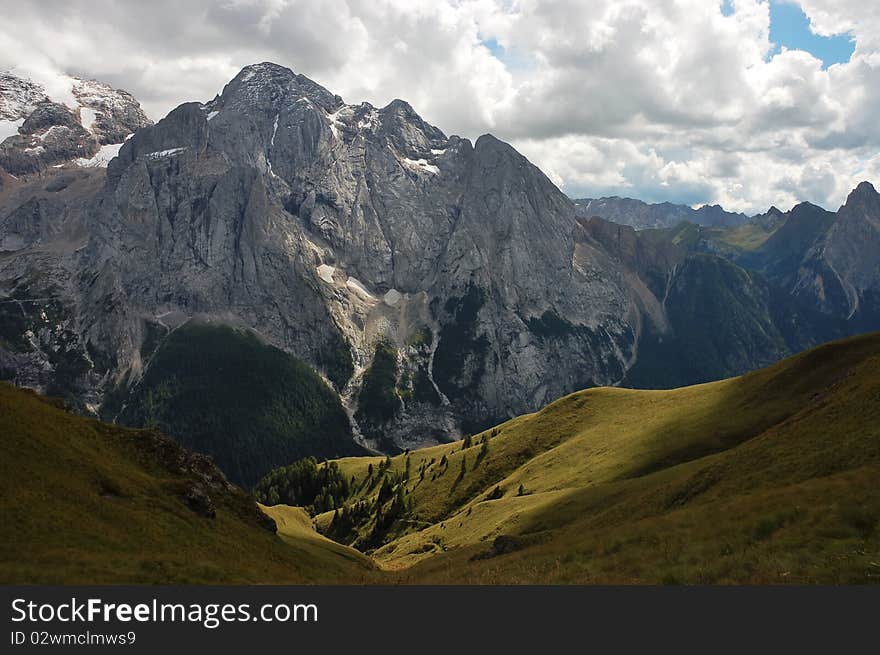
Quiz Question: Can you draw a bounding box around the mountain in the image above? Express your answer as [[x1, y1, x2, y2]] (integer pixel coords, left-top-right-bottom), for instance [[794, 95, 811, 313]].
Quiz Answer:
[[0, 62, 878, 484], [574, 196, 749, 230], [0, 71, 151, 174], [0, 62, 640, 468], [0, 381, 374, 583], [790, 182, 880, 326]]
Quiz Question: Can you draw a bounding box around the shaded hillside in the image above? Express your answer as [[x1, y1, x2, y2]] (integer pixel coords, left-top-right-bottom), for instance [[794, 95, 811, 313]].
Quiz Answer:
[[4, 333, 878, 584], [0, 382, 374, 583], [119, 322, 366, 487], [580, 217, 842, 388], [624, 254, 843, 388]]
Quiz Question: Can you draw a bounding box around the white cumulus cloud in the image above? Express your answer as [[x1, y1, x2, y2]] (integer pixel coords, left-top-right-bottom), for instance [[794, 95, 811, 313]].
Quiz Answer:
[[1, 0, 878, 212]]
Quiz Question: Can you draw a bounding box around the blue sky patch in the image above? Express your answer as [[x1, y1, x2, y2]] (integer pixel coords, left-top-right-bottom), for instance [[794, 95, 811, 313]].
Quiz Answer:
[[480, 36, 536, 72], [723, 1, 854, 68], [769, 1, 854, 68], [482, 37, 505, 59]]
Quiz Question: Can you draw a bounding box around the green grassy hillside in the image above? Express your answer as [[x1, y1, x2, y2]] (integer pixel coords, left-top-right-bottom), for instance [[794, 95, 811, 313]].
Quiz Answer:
[[119, 322, 366, 487], [0, 382, 375, 583], [260, 332, 880, 584]]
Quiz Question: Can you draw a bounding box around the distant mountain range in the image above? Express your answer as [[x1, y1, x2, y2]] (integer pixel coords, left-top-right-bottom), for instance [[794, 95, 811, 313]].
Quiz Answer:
[[573, 195, 750, 229], [1, 63, 879, 488]]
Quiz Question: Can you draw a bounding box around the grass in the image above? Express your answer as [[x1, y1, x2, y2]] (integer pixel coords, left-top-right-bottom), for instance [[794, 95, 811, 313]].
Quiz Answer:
[[0, 383, 376, 584], [259, 504, 375, 575]]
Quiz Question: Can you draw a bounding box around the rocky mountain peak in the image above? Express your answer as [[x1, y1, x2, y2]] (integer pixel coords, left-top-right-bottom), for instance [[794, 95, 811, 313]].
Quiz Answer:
[[71, 77, 150, 145], [842, 180, 880, 214], [789, 201, 826, 217], [214, 62, 342, 115]]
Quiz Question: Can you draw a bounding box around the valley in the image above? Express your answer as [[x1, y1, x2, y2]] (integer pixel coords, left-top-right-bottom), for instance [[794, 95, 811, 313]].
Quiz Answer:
[[3, 333, 878, 584]]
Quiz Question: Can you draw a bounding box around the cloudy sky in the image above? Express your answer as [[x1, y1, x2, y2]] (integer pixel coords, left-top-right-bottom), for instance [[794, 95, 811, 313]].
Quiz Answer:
[[1, 0, 878, 213]]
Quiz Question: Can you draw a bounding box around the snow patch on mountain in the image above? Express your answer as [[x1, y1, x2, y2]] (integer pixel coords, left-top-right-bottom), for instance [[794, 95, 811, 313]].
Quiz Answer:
[[76, 141, 124, 167], [326, 105, 351, 140], [316, 264, 336, 283], [383, 289, 402, 306], [0, 118, 23, 142], [402, 157, 439, 175], [80, 107, 98, 131], [144, 147, 186, 159], [346, 277, 374, 299]]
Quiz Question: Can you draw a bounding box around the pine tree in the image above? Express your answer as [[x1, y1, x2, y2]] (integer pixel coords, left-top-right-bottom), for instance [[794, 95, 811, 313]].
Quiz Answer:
[[378, 477, 394, 504], [456, 456, 467, 483], [266, 487, 280, 506], [475, 436, 489, 468]]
